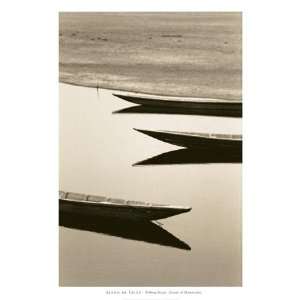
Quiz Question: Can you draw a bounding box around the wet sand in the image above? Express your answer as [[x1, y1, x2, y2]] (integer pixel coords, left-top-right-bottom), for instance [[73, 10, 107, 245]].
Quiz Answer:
[[59, 12, 241, 100]]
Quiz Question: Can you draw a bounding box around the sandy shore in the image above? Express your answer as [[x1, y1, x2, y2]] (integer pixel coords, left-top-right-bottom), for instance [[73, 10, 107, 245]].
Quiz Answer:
[[59, 12, 242, 100]]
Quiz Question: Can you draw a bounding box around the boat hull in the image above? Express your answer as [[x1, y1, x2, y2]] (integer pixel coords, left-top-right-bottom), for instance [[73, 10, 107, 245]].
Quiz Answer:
[[59, 199, 191, 221], [114, 94, 242, 117], [135, 129, 242, 150]]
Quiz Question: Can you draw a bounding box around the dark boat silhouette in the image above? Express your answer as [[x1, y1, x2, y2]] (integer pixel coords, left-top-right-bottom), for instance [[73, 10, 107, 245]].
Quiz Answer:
[[59, 191, 191, 221], [134, 129, 242, 150], [60, 211, 191, 250], [113, 104, 241, 117], [134, 147, 242, 166], [113, 94, 242, 117]]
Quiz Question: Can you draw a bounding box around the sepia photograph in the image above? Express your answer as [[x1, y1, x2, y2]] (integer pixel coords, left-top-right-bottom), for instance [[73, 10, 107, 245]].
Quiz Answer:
[[3, 1, 300, 299], [59, 12, 242, 287]]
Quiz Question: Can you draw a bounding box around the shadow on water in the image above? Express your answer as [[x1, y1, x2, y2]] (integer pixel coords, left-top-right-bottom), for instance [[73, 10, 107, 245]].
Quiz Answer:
[[60, 211, 191, 251], [134, 147, 242, 166], [113, 105, 242, 118]]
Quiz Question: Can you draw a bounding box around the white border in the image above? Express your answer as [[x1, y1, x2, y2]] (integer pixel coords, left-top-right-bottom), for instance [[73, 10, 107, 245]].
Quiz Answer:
[[1, 0, 300, 299], [57, 0, 243, 12]]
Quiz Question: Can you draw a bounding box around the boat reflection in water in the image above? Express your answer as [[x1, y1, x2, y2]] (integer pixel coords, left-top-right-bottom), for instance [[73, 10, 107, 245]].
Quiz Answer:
[[60, 211, 191, 251], [134, 147, 242, 166]]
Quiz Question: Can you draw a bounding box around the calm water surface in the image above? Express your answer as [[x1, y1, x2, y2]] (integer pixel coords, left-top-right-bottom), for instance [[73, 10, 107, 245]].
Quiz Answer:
[[59, 83, 242, 286]]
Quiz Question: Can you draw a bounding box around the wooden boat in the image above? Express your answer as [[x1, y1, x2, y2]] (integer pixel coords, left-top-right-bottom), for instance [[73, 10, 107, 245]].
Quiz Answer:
[[114, 93, 242, 117], [134, 129, 242, 149], [59, 191, 191, 221]]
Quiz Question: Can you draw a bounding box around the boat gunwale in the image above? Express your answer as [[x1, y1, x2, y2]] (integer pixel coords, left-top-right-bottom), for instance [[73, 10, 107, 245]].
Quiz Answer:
[[59, 197, 191, 211], [135, 129, 242, 141], [160, 130, 242, 141], [113, 93, 242, 104]]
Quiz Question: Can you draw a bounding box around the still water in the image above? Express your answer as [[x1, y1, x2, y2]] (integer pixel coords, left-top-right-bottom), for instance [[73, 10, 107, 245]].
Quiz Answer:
[[59, 83, 242, 286]]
